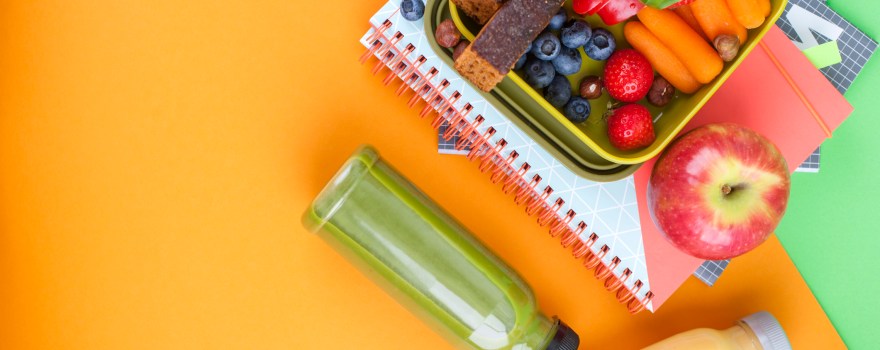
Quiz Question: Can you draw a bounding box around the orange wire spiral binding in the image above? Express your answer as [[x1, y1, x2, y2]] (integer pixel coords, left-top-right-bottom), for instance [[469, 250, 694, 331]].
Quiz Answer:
[[438, 102, 470, 134], [455, 115, 483, 151], [571, 232, 598, 259], [559, 221, 584, 248], [537, 198, 564, 227], [628, 292, 653, 313], [420, 79, 450, 118], [491, 151, 518, 184], [386, 44, 414, 71], [514, 175, 541, 205], [396, 56, 427, 96], [467, 127, 494, 160], [383, 44, 415, 85], [479, 139, 508, 174], [584, 245, 609, 270], [549, 210, 576, 238], [442, 120, 460, 140], [525, 187, 553, 216], [360, 20, 392, 63], [595, 257, 620, 280], [360, 40, 382, 64], [502, 163, 530, 194], [375, 31, 403, 63], [360, 19, 654, 314], [384, 61, 407, 86], [408, 67, 438, 107], [372, 51, 394, 75], [605, 268, 631, 291], [619, 280, 642, 304], [432, 92, 463, 129]]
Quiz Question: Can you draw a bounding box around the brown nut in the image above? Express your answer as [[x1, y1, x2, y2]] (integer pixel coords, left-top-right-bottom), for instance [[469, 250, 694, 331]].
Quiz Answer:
[[648, 76, 675, 107], [435, 19, 461, 48], [452, 39, 470, 61], [714, 34, 741, 62], [579, 75, 603, 99]]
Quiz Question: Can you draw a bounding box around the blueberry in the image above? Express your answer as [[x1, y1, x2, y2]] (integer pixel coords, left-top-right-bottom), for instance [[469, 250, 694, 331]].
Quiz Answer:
[[561, 20, 592, 49], [564, 97, 591, 123], [552, 46, 582, 76], [548, 9, 567, 31], [584, 28, 616, 61], [544, 75, 572, 108], [400, 0, 425, 21], [524, 56, 556, 89], [514, 52, 528, 70], [531, 32, 561, 61]]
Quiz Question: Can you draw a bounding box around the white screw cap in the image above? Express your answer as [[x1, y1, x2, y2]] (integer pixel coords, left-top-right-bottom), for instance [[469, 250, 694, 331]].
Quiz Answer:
[[740, 311, 792, 350]]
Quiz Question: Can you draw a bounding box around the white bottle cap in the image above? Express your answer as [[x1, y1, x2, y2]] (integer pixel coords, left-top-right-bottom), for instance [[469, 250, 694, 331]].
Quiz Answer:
[[740, 311, 792, 350]]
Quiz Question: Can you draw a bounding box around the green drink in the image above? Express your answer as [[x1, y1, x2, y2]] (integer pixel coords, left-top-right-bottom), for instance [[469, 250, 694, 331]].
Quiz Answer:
[[303, 146, 579, 350]]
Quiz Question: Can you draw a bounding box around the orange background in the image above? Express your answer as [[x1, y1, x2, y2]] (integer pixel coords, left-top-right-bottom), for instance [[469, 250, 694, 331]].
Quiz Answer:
[[0, 1, 845, 349]]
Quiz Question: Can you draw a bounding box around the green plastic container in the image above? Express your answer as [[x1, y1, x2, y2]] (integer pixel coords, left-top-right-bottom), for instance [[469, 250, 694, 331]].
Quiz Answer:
[[439, 0, 787, 165], [303, 145, 580, 350], [424, 0, 640, 181]]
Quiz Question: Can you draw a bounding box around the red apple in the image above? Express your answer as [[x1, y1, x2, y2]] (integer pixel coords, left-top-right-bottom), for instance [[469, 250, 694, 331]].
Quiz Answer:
[[647, 123, 791, 260]]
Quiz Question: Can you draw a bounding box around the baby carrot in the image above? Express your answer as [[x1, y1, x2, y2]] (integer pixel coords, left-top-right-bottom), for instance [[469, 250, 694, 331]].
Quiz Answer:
[[624, 21, 702, 94], [760, 0, 771, 17], [637, 6, 722, 84], [673, 4, 710, 41], [691, 0, 748, 44], [727, 0, 768, 29]]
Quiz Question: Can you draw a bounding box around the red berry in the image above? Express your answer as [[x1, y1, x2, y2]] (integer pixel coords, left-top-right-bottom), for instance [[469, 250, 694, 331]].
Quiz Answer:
[[603, 49, 654, 103], [606, 104, 656, 151]]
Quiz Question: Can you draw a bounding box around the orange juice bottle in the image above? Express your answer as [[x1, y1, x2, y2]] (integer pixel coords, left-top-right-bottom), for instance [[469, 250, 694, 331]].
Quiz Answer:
[[643, 311, 791, 350]]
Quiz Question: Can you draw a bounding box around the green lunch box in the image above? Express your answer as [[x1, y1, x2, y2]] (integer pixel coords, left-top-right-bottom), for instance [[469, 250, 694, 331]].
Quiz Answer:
[[437, 0, 787, 165]]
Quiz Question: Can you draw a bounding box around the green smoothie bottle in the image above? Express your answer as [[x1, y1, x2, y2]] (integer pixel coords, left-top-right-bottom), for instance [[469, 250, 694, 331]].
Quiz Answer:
[[303, 145, 579, 350]]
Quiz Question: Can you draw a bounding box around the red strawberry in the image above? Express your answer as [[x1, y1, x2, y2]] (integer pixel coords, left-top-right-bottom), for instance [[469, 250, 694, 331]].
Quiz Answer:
[[606, 104, 656, 150], [603, 49, 654, 103]]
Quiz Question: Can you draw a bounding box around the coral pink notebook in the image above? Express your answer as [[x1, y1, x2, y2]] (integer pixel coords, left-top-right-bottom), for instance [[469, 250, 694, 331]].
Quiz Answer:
[[639, 26, 853, 309]]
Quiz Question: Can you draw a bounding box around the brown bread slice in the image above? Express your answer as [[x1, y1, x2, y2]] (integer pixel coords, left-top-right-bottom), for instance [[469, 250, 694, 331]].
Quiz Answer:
[[451, 0, 504, 25], [454, 0, 565, 92]]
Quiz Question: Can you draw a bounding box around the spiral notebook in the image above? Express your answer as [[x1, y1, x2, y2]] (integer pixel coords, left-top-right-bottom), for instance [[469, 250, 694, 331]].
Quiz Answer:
[[360, 2, 662, 313]]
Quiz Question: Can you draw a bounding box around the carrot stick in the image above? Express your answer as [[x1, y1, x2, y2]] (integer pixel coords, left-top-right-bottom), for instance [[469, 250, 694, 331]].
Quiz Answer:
[[624, 21, 702, 94], [727, 0, 768, 29], [672, 5, 710, 41], [691, 0, 748, 44], [760, 0, 771, 17], [637, 7, 722, 84]]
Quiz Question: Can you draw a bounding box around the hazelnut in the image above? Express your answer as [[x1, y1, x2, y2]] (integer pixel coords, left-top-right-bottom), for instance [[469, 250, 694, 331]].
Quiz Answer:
[[453, 39, 470, 61], [579, 75, 603, 100], [435, 19, 461, 48], [714, 34, 741, 62], [648, 76, 675, 107]]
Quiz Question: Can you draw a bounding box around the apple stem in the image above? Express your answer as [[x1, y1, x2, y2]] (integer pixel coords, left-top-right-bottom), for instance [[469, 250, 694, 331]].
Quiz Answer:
[[722, 184, 733, 196]]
